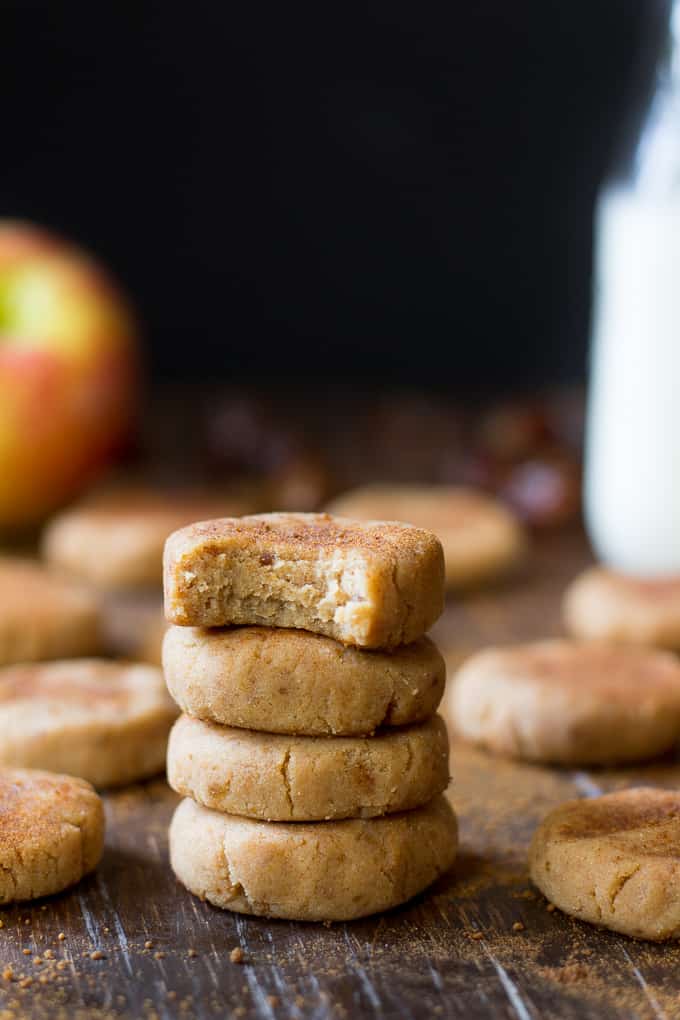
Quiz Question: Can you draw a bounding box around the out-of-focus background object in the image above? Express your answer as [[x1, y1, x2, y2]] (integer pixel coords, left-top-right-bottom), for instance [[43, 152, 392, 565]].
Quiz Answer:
[[585, 0, 680, 575], [0, 222, 138, 528]]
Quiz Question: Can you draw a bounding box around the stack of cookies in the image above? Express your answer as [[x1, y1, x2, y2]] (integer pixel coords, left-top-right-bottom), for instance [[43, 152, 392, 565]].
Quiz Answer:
[[162, 512, 458, 922]]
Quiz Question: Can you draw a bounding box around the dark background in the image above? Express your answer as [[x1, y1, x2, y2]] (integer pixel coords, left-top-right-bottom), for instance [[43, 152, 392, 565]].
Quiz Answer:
[[2, 2, 654, 388]]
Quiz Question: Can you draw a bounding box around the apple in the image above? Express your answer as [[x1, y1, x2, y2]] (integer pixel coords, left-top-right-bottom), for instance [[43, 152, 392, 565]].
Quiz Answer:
[[0, 221, 139, 527]]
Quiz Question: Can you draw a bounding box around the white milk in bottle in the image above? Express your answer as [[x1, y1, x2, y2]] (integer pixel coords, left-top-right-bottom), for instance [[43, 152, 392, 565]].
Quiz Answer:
[[585, 0, 680, 575]]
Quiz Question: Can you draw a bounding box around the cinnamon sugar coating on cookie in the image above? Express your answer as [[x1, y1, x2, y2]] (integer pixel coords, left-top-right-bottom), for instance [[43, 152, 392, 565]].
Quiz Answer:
[[0, 767, 104, 903], [530, 788, 680, 940], [163, 512, 444, 648]]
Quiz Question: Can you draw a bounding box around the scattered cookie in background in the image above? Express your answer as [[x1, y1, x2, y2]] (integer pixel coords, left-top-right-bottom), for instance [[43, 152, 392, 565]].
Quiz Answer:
[[163, 512, 445, 648], [0, 659, 177, 786], [42, 486, 258, 589], [564, 566, 680, 650], [0, 557, 101, 666], [169, 794, 457, 922], [529, 788, 680, 941], [327, 484, 526, 590], [0, 767, 104, 904], [448, 639, 680, 765], [163, 626, 445, 736], [167, 712, 450, 821], [137, 612, 167, 667]]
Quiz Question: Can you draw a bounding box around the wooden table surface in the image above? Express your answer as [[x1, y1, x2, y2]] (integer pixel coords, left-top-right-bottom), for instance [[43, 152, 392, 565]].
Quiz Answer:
[[5, 527, 680, 1020]]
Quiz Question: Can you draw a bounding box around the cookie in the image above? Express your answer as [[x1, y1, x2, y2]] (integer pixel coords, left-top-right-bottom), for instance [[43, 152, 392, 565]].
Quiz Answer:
[[163, 625, 445, 736], [167, 713, 450, 821], [163, 512, 444, 648], [529, 788, 680, 940], [328, 484, 525, 589], [564, 566, 680, 649], [0, 557, 101, 666], [169, 794, 457, 921], [0, 659, 178, 786], [448, 639, 680, 764], [0, 767, 104, 903], [43, 487, 255, 589], [137, 614, 166, 667]]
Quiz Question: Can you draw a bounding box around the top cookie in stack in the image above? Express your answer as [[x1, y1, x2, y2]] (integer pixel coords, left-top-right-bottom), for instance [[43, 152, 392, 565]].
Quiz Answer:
[[163, 511, 445, 648], [163, 512, 456, 922]]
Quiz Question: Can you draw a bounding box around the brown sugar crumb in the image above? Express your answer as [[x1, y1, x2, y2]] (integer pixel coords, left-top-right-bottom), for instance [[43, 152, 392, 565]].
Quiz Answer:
[[466, 931, 484, 941], [43, 950, 54, 960], [266, 995, 279, 1007], [187, 948, 197, 958], [18, 977, 32, 989], [56, 962, 67, 971], [33, 957, 42, 966], [512, 922, 525, 932], [57, 933, 65, 941], [229, 947, 244, 964], [21, 949, 30, 956], [2, 967, 13, 981], [103, 927, 110, 933], [89, 950, 105, 960], [154, 951, 166, 960], [144, 940, 154, 950], [546, 903, 556, 913]]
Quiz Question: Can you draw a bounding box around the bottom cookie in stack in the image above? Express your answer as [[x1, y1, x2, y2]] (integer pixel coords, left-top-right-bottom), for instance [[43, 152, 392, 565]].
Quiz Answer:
[[169, 794, 457, 922]]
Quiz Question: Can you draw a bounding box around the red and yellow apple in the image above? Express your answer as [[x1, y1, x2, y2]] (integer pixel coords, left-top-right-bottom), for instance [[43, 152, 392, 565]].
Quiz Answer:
[[0, 221, 139, 527]]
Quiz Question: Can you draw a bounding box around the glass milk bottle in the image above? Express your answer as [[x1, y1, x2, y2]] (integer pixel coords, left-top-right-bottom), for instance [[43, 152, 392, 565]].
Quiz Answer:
[[585, 0, 680, 575]]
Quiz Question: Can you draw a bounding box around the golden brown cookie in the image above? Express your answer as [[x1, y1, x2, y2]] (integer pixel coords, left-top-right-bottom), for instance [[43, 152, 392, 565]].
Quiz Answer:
[[163, 512, 445, 648], [564, 566, 680, 649], [43, 487, 255, 589], [0, 557, 101, 666], [167, 713, 450, 821], [448, 639, 680, 764], [529, 788, 680, 940], [169, 794, 457, 921], [328, 484, 526, 589], [0, 659, 177, 786], [0, 767, 104, 903], [163, 625, 445, 736]]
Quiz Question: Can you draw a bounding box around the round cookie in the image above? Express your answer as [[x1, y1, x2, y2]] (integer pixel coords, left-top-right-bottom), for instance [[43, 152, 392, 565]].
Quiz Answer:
[[564, 566, 680, 649], [449, 639, 680, 764], [167, 713, 450, 821], [0, 557, 101, 666], [529, 788, 680, 940], [169, 794, 457, 921], [0, 767, 104, 903], [0, 659, 178, 787], [163, 625, 445, 736], [42, 487, 255, 589], [327, 484, 526, 589]]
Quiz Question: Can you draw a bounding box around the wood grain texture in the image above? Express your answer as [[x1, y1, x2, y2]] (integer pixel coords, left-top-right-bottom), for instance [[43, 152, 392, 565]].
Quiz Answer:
[[3, 529, 680, 1019]]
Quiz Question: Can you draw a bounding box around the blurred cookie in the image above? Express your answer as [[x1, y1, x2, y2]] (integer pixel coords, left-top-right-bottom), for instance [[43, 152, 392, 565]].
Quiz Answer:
[[0, 659, 177, 786], [170, 794, 458, 921], [137, 613, 166, 667], [43, 487, 255, 589], [164, 512, 444, 648], [0, 557, 101, 666], [449, 639, 680, 764], [564, 566, 680, 649], [167, 713, 450, 821], [0, 767, 104, 903], [163, 625, 445, 736], [327, 485, 525, 589], [530, 788, 680, 940]]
